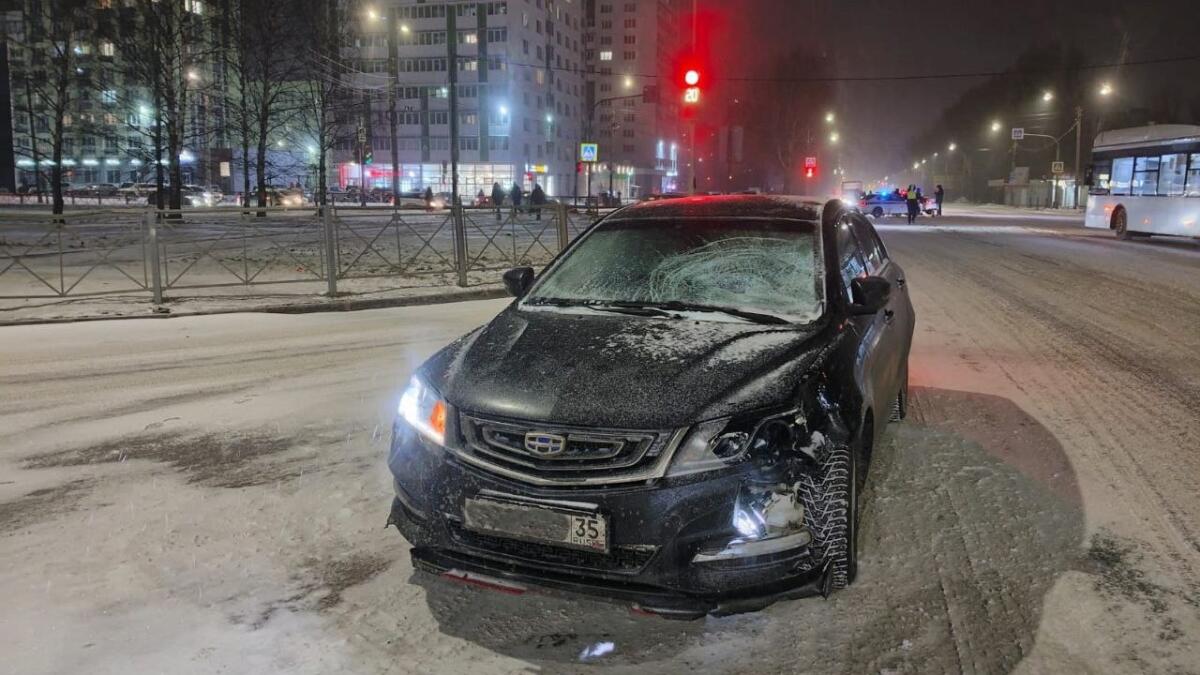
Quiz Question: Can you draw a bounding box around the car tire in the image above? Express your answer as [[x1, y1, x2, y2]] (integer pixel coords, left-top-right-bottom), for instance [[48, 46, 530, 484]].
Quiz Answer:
[[798, 438, 857, 589], [890, 365, 909, 422], [871, 207, 884, 218]]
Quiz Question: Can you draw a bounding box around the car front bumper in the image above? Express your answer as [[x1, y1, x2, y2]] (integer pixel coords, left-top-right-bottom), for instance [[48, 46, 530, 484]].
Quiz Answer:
[[386, 424, 830, 618]]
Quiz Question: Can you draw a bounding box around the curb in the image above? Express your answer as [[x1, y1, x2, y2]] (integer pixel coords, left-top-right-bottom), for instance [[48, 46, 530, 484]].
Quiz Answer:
[[0, 287, 510, 327]]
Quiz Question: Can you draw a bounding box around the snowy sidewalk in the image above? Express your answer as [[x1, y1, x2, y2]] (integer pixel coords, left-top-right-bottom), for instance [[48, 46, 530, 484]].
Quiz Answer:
[[0, 276, 508, 325]]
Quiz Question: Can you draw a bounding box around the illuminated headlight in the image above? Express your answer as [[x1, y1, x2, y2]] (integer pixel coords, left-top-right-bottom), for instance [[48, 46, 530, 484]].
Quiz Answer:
[[665, 410, 804, 477], [693, 485, 811, 563], [398, 375, 448, 446]]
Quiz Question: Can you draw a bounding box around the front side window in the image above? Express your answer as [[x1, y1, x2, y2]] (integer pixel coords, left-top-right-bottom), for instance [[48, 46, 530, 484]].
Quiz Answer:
[[1111, 157, 1134, 195], [528, 218, 824, 322], [835, 217, 867, 300], [1188, 154, 1200, 197]]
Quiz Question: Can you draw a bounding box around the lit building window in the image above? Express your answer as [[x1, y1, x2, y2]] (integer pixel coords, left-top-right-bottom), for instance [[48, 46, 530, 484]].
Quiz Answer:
[[599, 50, 613, 61]]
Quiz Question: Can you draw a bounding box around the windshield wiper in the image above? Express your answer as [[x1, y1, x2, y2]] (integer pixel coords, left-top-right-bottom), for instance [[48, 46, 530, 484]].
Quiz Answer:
[[524, 297, 672, 317], [609, 300, 791, 325]]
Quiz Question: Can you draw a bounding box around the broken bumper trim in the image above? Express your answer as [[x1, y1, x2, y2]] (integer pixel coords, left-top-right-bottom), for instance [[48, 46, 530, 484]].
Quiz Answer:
[[409, 543, 832, 619]]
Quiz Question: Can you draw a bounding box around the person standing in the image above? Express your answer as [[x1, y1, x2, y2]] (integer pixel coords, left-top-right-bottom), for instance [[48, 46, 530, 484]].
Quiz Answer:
[[491, 182, 505, 219], [530, 182, 546, 220], [905, 185, 919, 224], [423, 186, 434, 211], [510, 183, 523, 213], [934, 184, 945, 217]]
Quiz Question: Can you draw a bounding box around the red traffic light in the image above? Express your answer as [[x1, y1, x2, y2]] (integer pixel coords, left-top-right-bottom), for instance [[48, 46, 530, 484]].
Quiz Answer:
[[684, 69, 700, 86], [805, 166, 816, 179]]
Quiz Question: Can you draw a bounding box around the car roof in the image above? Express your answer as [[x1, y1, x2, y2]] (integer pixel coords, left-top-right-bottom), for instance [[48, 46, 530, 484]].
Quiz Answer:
[[608, 194, 825, 222]]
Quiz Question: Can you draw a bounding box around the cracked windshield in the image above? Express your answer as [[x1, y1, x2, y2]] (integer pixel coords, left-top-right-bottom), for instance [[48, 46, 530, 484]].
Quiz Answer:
[[1, 0, 1199, 674]]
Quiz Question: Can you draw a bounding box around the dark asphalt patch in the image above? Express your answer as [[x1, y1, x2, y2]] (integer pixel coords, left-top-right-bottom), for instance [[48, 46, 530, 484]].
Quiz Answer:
[[22, 431, 311, 489], [0, 478, 94, 534], [232, 553, 395, 630]]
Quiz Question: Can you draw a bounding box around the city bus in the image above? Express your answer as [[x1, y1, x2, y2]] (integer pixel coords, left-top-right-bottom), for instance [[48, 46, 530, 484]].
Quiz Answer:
[[1085, 124, 1200, 239]]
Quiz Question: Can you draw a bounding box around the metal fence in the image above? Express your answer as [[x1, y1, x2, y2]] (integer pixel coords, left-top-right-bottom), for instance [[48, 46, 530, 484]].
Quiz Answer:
[[0, 204, 610, 303]]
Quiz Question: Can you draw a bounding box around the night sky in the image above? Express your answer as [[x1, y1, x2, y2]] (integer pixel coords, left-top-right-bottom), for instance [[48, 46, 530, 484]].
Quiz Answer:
[[705, 0, 1200, 180]]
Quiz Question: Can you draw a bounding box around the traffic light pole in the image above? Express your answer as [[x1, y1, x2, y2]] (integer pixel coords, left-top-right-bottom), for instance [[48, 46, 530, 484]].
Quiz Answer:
[[582, 93, 644, 205]]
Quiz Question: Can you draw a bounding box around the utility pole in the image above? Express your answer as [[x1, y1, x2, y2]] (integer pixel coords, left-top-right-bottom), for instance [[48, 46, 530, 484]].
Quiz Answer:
[[1074, 105, 1083, 209], [388, 7, 400, 205], [447, 8, 460, 209], [359, 93, 370, 207]]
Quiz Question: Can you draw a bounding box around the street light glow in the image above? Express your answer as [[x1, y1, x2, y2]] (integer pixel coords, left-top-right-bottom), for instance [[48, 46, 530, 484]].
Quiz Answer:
[[1042, 90, 1054, 102], [948, 142, 957, 151], [825, 112, 835, 124], [991, 120, 1002, 132], [546, 114, 553, 123], [624, 76, 634, 89], [913, 162, 920, 169], [366, 7, 379, 20], [829, 132, 840, 143], [1099, 82, 1114, 96], [498, 104, 508, 116], [400, 24, 411, 34]]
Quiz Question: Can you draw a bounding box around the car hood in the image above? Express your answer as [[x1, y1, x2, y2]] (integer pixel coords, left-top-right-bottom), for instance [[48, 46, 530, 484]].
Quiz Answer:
[[423, 306, 830, 429]]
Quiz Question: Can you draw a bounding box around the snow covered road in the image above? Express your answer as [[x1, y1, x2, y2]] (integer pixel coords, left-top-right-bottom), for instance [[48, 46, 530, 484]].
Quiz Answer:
[[2, 209, 1199, 674]]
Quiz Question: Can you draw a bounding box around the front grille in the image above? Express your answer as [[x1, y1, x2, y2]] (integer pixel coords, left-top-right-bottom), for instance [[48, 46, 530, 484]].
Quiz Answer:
[[457, 414, 678, 485], [448, 521, 658, 574]]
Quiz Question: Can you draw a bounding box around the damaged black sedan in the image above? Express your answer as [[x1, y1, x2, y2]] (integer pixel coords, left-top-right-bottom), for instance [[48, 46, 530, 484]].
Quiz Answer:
[[387, 195, 915, 618]]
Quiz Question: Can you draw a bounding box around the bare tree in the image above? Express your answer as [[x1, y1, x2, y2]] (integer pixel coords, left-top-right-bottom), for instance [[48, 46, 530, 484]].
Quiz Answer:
[[116, 1, 222, 211], [15, 0, 88, 214], [295, 0, 354, 208], [750, 47, 833, 194]]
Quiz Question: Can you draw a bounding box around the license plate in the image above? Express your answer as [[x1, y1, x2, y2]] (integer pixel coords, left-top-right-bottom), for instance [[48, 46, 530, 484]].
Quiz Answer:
[[462, 496, 609, 553]]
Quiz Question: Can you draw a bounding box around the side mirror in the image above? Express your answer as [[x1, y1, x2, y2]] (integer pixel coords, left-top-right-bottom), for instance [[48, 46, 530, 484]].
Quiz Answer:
[[502, 267, 535, 298], [849, 276, 891, 316]]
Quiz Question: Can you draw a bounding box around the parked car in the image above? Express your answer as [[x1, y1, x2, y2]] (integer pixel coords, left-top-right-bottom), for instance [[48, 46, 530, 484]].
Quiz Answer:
[[386, 195, 915, 618], [118, 182, 157, 198], [85, 183, 120, 197], [640, 192, 689, 202], [145, 185, 210, 207], [859, 190, 936, 218]]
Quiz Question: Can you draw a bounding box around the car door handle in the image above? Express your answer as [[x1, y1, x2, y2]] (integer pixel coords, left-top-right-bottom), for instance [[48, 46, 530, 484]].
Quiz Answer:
[[895, 277, 906, 288], [884, 309, 895, 324]]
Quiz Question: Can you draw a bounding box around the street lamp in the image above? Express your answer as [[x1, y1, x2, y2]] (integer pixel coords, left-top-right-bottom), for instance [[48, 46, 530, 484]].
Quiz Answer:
[[1099, 82, 1114, 97], [366, 7, 379, 21], [829, 132, 840, 144], [912, 162, 919, 170], [624, 76, 634, 90], [825, 112, 835, 124], [1042, 90, 1054, 102], [400, 24, 411, 34], [990, 120, 1002, 133], [948, 142, 957, 151]]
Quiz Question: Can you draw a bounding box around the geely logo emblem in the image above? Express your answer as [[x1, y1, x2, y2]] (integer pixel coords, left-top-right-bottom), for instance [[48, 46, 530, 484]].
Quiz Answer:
[[524, 432, 567, 457]]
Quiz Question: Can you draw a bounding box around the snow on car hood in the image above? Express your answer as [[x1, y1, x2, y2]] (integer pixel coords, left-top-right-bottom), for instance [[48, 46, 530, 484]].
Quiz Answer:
[[423, 305, 829, 429]]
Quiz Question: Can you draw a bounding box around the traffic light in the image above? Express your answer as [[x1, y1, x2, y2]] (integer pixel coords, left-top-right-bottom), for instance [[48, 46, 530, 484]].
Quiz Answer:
[[576, 161, 584, 174], [682, 69, 701, 105], [805, 166, 816, 179], [364, 150, 374, 165]]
